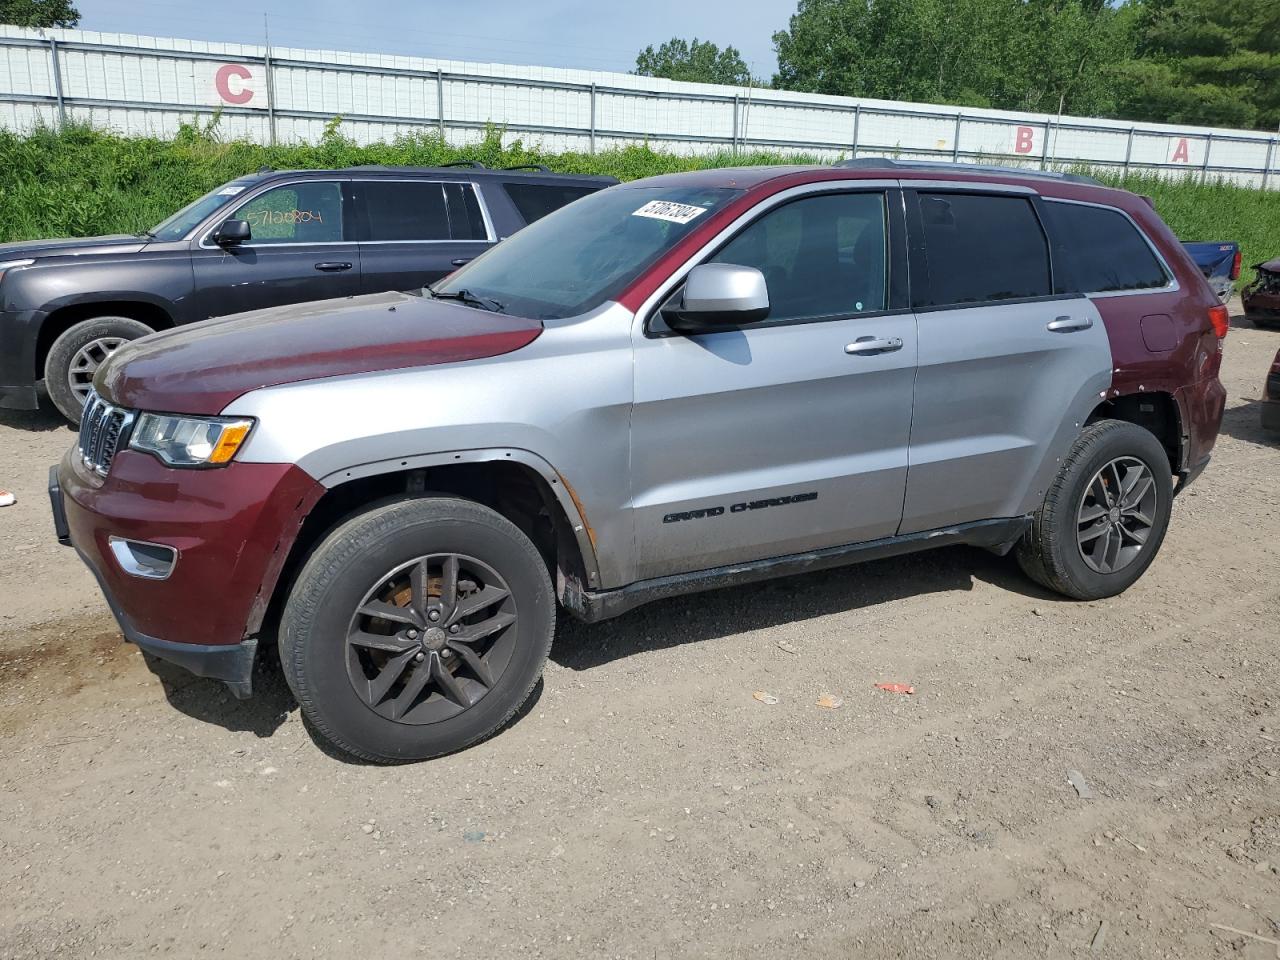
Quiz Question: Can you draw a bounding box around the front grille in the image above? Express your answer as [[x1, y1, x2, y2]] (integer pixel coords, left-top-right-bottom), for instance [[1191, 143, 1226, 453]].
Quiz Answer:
[[78, 391, 135, 476]]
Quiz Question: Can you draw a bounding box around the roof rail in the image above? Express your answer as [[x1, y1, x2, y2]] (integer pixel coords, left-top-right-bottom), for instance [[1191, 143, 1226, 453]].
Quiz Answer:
[[256, 165, 273, 174], [502, 163, 552, 173], [440, 160, 487, 169], [833, 157, 1103, 186]]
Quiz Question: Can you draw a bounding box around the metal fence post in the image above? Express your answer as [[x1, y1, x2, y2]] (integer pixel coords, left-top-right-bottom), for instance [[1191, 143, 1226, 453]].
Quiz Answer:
[[731, 94, 739, 153], [1122, 126, 1135, 178], [589, 83, 597, 154], [951, 112, 962, 162], [48, 37, 66, 129], [436, 68, 444, 142], [1263, 138, 1276, 191], [263, 43, 277, 146], [1040, 119, 1054, 170], [851, 103, 860, 158], [1201, 133, 1213, 183]]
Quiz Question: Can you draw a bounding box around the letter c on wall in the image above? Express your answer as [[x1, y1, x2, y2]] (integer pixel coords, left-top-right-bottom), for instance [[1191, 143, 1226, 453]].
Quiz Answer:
[[215, 64, 254, 105]]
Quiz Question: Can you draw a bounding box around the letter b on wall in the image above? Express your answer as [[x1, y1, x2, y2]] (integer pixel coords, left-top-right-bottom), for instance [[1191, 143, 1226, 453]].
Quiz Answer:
[[1014, 126, 1036, 154]]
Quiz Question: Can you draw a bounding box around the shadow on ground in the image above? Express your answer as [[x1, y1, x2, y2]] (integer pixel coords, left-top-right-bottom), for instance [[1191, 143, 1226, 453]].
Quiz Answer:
[[143, 649, 293, 739], [551, 543, 1053, 671], [0, 394, 68, 433]]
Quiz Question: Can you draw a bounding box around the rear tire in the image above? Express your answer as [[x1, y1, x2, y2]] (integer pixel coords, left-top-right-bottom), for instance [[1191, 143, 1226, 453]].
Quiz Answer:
[[45, 316, 154, 423], [280, 497, 555, 764], [1016, 419, 1173, 601]]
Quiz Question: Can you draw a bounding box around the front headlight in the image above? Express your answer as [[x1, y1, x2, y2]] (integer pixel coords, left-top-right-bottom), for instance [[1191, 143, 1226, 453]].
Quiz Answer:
[[129, 413, 254, 467]]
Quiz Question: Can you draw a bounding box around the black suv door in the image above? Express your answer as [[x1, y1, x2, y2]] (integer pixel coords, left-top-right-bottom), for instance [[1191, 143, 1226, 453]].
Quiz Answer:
[[190, 178, 362, 318], [350, 178, 494, 293]]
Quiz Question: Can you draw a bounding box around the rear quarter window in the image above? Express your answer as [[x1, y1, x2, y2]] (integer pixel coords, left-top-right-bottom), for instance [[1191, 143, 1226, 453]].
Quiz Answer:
[[1041, 201, 1170, 294], [503, 183, 602, 224]]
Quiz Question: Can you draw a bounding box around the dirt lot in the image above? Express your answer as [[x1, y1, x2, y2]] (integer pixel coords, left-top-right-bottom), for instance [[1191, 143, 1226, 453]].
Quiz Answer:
[[1, 303, 1278, 959]]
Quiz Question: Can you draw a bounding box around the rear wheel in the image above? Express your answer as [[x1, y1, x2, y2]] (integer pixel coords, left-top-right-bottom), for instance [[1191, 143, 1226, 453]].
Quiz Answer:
[[280, 497, 555, 764], [1016, 419, 1173, 600], [45, 316, 155, 423]]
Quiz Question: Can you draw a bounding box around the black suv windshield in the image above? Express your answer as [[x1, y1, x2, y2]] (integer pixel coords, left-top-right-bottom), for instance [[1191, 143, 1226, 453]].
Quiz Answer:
[[432, 185, 743, 319], [147, 178, 258, 241]]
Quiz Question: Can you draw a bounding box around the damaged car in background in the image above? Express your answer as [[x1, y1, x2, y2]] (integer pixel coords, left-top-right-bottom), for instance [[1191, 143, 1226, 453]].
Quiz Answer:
[[1242, 257, 1280, 330]]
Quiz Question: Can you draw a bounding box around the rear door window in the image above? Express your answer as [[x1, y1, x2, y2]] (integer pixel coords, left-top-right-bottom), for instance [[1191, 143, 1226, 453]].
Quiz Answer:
[[1040, 201, 1169, 293], [231, 181, 345, 244], [444, 182, 489, 240], [503, 183, 602, 224], [360, 181, 450, 242], [916, 193, 1051, 306], [709, 191, 889, 322]]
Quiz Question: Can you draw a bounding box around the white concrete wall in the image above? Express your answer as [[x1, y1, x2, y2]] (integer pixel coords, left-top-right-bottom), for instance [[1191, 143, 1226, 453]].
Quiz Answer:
[[1, 26, 1277, 188]]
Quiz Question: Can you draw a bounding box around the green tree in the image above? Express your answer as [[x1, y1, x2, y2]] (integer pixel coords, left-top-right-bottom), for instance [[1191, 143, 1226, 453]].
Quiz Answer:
[[0, 0, 79, 28], [1113, 0, 1279, 129], [771, 0, 1131, 117], [634, 37, 753, 86]]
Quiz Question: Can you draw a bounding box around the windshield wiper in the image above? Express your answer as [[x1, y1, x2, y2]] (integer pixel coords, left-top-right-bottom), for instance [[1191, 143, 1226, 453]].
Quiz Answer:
[[135, 229, 157, 239], [428, 287, 505, 313]]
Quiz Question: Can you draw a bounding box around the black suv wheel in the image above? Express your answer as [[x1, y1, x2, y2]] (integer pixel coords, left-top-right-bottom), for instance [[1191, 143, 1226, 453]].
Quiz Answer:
[[45, 316, 155, 423], [1016, 419, 1173, 600], [280, 497, 555, 764]]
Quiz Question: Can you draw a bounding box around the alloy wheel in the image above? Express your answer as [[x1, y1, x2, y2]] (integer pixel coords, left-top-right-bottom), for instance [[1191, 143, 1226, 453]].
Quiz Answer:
[[67, 337, 127, 404], [1075, 456, 1157, 574], [345, 553, 518, 724]]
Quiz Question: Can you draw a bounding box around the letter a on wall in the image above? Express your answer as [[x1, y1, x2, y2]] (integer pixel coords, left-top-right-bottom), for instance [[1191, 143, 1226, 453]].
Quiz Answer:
[[1014, 126, 1036, 154], [1170, 138, 1190, 163]]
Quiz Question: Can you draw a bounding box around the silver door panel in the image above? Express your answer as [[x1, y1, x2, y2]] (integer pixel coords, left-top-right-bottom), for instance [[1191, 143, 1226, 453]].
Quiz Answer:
[[899, 297, 1112, 534]]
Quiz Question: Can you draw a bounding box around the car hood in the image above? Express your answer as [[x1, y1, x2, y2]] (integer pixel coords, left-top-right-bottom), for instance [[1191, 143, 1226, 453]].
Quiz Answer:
[[1255, 258, 1280, 273], [0, 235, 148, 259], [97, 291, 544, 415]]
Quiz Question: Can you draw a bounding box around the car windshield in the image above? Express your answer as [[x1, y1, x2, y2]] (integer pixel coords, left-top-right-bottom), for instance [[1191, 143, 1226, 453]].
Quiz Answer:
[[431, 184, 743, 319], [147, 178, 258, 241]]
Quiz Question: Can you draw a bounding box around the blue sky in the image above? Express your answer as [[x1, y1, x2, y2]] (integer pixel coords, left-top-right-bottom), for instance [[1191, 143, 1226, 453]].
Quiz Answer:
[[79, 0, 795, 78]]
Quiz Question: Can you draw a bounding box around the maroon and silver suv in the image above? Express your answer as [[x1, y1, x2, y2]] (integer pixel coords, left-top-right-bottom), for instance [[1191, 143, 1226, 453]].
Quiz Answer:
[[51, 160, 1228, 762]]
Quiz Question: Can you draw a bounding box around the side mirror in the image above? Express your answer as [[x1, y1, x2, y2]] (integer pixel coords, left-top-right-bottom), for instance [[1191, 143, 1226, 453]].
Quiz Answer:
[[212, 219, 251, 246], [662, 263, 770, 332]]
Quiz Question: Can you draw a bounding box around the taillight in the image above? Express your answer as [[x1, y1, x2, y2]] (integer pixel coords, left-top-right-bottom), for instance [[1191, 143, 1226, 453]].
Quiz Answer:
[[1230, 250, 1242, 281], [1208, 304, 1229, 338]]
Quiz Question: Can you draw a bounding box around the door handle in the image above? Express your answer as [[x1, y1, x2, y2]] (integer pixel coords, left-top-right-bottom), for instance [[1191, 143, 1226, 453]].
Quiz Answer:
[[1046, 315, 1093, 332], [845, 336, 904, 355], [450, 258, 473, 267], [314, 261, 353, 272]]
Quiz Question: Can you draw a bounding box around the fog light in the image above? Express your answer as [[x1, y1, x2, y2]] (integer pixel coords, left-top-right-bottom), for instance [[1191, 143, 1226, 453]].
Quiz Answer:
[[108, 536, 177, 580]]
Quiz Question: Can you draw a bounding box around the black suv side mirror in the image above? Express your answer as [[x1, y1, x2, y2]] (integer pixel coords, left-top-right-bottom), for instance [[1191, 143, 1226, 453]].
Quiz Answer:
[[662, 263, 771, 333], [212, 219, 251, 246]]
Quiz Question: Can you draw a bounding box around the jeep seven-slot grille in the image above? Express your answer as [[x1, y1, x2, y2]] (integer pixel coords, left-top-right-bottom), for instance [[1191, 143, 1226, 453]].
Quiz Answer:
[[78, 391, 134, 476]]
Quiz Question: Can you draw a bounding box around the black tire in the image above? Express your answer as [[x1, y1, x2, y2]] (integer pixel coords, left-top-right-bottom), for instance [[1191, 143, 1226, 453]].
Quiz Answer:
[[1016, 419, 1173, 601], [280, 497, 555, 764], [45, 316, 155, 423]]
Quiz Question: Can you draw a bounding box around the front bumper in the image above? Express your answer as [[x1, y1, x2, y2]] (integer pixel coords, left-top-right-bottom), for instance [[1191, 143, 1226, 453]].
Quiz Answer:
[[51, 448, 323, 697]]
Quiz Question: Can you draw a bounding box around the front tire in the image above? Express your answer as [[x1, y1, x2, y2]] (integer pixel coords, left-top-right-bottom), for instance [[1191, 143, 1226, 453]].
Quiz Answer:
[[280, 497, 555, 764], [1017, 419, 1173, 601], [45, 316, 155, 423]]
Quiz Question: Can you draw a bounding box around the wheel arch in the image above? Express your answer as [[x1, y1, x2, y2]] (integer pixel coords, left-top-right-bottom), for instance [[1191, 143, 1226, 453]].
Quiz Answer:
[[36, 299, 176, 380], [256, 451, 601, 640], [1086, 389, 1184, 475]]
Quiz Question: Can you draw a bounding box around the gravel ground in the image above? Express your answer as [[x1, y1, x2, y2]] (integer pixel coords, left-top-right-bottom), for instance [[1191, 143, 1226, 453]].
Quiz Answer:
[[1, 301, 1278, 959]]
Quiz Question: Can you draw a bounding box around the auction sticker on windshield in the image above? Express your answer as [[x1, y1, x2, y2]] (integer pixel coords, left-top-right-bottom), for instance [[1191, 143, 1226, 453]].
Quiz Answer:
[[632, 200, 708, 224]]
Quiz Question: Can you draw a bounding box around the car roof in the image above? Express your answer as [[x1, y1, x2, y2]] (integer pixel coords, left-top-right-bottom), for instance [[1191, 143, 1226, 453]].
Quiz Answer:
[[254, 164, 617, 184], [627, 159, 1133, 205]]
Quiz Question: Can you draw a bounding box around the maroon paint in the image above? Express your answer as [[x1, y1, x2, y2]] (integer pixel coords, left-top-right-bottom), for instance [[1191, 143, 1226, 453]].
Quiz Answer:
[[97, 291, 543, 415], [58, 448, 324, 646]]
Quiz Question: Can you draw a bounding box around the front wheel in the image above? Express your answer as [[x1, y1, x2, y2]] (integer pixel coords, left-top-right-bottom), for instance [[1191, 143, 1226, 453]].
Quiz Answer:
[[45, 316, 155, 423], [280, 497, 555, 764], [1017, 419, 1174, 601]]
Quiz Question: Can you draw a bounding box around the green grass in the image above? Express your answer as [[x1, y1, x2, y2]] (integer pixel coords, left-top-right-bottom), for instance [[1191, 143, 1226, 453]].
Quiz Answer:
[[0, 121, 1277, 270]]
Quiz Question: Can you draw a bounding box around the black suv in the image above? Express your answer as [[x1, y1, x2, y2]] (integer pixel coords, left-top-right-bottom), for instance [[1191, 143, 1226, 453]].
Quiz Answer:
[[0, 163, 617, 421]]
